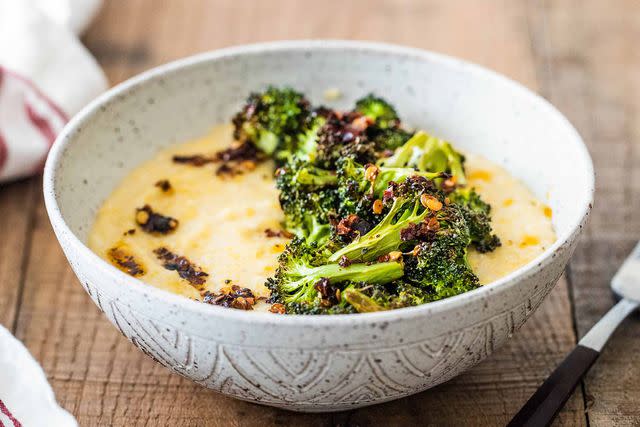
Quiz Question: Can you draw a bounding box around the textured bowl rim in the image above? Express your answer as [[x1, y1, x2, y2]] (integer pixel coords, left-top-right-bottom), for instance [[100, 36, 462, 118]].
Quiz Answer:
[[43, 39, 594, 326]]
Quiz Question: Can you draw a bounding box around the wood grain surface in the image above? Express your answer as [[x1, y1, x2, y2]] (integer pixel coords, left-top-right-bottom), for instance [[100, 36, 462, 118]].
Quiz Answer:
[[0, 0, 638, 425]]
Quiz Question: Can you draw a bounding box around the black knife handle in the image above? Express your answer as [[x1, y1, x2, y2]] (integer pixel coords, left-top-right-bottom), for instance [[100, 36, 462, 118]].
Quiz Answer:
[[508, 345, 599, 427]]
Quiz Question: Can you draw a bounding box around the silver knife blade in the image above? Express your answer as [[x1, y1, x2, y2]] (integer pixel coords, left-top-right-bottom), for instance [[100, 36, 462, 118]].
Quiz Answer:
[[611, 242, 640, 302]]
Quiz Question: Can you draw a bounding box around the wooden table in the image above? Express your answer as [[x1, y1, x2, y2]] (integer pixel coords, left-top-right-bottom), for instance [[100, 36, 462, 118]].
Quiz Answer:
[[1, 1, 638, 425]]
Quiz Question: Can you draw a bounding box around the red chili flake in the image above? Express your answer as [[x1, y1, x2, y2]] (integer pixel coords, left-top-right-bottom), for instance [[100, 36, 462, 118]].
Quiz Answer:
[[350, 115, 373, 132], [135, 205, 179, 234], [153, 247, 208, 288], [382, 186, 395, 204], [377, 253, 390, 263]]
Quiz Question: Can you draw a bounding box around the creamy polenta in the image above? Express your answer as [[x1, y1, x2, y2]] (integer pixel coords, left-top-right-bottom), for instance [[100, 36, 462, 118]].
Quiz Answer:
[[89, 124, 555, 310]]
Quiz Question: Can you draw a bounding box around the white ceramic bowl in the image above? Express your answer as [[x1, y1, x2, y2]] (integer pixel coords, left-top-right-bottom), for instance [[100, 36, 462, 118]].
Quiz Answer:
[[43, 41, 594, 412]]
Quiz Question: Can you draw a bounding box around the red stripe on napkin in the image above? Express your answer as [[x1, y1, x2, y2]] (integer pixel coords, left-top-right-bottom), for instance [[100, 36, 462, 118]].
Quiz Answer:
[[0, 400, 22, 427], [0, 71, 5, 174], [0, 132, 7, 174], [0, 66, 68, 121], [0, 66, 68, 180], [26, 103, 58, 146], [25, 102, 58, 173]]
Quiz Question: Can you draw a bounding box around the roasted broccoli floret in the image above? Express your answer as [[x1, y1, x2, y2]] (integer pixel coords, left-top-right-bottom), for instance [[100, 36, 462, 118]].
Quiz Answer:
[[278, 176, 481, 313], [315, 111, 377, 169], [329, 176, 447, 263], [387, 198, 481, 301], [290, 108, 331, 162], [335, 158, 442, 223], [276, 159, 338, 244], [379, 131, 467, 185], [301, 96, 407, 168], [338, 158, 442, 199], [289, 161, 338, 187], [232, 87, 311, 160], [354, 94, 414, 152], [369, 127, 414, 152], [450, 187, 501, 252], [267, 238, 404, 314], [354, 94, 401, 129], [404, 235, 480, 301], [226, 89, 503, 314]]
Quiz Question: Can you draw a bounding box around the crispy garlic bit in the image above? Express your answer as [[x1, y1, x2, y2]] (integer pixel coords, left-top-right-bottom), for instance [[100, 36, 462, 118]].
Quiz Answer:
[[442, 176, 457, 192], [420, 194, 443, 211], [202, 285, 256, 310], [153, 247, 208, 289], [372, 199, 384, 215], [269, 303, 286, 314], [108, 246, 145, 277], [135, 205, 179, 234], [364, 164, 379, 182], [377, 250, 403, 263]]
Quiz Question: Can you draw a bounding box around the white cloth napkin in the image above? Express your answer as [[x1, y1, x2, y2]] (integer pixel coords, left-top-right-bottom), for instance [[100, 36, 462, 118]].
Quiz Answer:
[[0, 1, 106, 425], [0, 0, 108, 183], [0, 326, 77, 427]]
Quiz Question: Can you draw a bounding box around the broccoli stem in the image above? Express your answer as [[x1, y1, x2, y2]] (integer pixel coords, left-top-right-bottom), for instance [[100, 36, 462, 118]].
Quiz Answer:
[[294, 166, 338, 186], [378, 131, 428, 168], [328, 198, 428, 263], [282, 260, 404, 303], [419, 139, 466, 185], [295, 117, 326, 160], [284, 260, 403, 291], [342, 288, 388, 312], [305, 217, 332, 244]]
